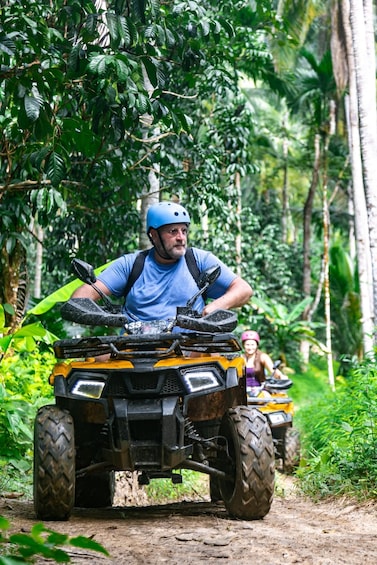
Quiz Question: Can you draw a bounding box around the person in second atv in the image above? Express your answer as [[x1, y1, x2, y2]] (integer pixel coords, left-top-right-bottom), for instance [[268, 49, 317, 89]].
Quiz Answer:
[[241, 330, 287, 393], [72, 201, 253, 324]]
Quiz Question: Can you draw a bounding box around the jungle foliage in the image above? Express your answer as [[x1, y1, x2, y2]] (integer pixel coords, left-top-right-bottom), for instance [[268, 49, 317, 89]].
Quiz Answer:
[[296, 357, 377, 500], [0, 0, 375, 504]]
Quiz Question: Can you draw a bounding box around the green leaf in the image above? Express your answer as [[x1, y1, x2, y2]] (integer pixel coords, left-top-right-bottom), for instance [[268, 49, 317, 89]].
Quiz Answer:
[[114, 57, 130, 81], [46, 152, 65, 185], [45, 531, 69, 546], [218, 17, 234, 37], [0, 37, 15, 56], [70, 536, 109, 555], [200, 20, 210, 36], [141, 56, 158, 87], [136, 93, 150, 114], [24, 94, 43, 122], [5, 236, 15, 255], [26, 262, 114, 317], [106, 11, 119, 43], [118, 16, 132, 45], [88, 54, 108, 76], [0, 516, 10, 531], [0, 335, 12, 355]]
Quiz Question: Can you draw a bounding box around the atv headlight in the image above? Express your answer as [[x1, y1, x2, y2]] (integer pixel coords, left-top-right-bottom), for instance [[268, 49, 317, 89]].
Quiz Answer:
[[71, 380, 105, 399], [182, 369, 220, 393], [268, 412, 287, 425]]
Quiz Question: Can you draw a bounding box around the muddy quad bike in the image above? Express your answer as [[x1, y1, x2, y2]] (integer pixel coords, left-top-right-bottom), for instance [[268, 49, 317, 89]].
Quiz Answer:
[[247, 363, 300, 474], [33, 260, 275, 521]]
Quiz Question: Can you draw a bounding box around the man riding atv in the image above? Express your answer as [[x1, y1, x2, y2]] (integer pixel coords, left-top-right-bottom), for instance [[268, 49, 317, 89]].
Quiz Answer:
[[72, 201, 252, 324], [33, 202, 276, 522]]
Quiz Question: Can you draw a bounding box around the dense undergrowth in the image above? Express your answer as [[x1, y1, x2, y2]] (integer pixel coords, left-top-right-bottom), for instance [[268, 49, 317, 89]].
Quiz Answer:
[[0, 347, 55, 497], [292, 355, 377, 500]]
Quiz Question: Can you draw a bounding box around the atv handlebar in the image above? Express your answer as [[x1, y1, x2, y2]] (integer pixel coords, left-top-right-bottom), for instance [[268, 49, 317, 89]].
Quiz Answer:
[[62, 259, 238, 334], [60, 298, 238, 334], [60, 298, 126, 327], [264, 377, 293, 391]]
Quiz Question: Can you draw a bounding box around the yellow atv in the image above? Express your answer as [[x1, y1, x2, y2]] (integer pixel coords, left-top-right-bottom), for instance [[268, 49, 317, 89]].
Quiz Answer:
[[33, 260, 275, 521], [247, 364, 300, 474]]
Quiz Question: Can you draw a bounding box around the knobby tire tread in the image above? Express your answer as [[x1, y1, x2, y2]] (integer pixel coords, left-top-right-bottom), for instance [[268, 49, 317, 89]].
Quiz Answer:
[[219, 405, 275, 520], [33, 405, 75, 520]]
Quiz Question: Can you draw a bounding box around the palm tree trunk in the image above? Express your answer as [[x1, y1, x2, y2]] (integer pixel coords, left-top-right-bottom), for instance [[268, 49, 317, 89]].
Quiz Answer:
[[341, 0, 374, 355], [349, 0, 377, 331], [235, 171, 242, 277], [323, 101, 336, 391], [281, 114, 291, 244]]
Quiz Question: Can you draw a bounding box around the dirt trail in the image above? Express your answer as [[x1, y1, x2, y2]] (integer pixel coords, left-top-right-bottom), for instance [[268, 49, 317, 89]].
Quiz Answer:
[[2, 476, 377, 565]]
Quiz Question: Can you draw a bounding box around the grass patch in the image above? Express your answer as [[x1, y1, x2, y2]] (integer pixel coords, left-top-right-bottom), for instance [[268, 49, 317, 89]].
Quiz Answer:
[[145, 470, 209, 504], [289, 354, 333, 410]]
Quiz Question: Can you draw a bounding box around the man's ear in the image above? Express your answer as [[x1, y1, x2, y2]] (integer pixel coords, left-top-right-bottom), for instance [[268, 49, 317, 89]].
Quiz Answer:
[[148, 229, 155, 245]]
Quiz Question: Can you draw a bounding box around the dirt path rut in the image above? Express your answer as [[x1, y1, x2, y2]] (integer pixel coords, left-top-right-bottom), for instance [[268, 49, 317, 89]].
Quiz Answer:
[[2, 477, 377, 564]]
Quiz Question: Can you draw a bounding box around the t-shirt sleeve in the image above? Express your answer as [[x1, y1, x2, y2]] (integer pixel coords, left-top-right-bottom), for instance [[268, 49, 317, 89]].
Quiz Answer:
[[97, 253, 136, 297], [191, 248, 237, 299]]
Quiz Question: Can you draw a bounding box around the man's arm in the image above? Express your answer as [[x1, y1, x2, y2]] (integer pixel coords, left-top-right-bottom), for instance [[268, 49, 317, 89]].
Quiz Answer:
[[71, 280, 112, 300], [202, 276, 252, 316]]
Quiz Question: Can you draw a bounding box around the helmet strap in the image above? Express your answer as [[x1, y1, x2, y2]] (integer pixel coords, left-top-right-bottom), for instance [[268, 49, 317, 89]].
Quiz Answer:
[[151, 229, 177, 262]]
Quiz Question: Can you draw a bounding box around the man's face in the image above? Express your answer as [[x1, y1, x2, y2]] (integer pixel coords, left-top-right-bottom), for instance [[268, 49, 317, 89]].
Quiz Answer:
[[151, 223, 189, 261]]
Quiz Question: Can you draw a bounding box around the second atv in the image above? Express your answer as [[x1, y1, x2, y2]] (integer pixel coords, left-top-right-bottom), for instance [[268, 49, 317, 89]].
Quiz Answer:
[[247, 363, 301, 474]]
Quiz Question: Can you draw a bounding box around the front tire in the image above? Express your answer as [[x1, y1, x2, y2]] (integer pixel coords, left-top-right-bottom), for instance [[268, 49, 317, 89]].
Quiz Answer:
[[218, 406, 275, 520], [33, 405, 75, 521]]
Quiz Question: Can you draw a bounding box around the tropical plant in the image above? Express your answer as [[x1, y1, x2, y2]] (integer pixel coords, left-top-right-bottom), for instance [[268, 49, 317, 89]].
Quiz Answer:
[[0, 305, 57, 358], [297, 356, 377, 499], [328, 244, 363, 363], [250, 294, 325, 365], [0, 516, 108, 563]]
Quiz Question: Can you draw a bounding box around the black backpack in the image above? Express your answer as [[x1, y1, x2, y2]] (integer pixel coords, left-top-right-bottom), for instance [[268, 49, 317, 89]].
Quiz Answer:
[[123, 248, 204, 299]]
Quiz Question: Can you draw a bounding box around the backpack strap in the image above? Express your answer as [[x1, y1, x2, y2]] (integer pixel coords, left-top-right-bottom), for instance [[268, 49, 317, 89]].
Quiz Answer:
[[184, 247, 201, 285], [123, 249, 149, 298], [185, 247, 207, 302], [123, 247, 204, 299]]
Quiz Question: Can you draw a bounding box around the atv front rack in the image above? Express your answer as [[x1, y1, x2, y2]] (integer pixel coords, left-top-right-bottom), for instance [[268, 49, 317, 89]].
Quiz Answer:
[[53, 332, 242, 359]]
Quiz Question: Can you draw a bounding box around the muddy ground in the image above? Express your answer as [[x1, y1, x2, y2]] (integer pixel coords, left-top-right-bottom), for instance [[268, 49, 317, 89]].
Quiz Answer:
[[2, 474, 377, 565]]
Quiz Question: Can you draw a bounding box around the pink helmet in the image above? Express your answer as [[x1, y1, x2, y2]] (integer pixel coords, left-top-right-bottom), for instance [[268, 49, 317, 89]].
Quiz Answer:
[[241, 330, 260, 343]]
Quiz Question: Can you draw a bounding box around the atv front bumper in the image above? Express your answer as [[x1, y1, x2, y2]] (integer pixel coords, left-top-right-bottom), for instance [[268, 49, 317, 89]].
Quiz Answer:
[[105, 396, 193, 470]]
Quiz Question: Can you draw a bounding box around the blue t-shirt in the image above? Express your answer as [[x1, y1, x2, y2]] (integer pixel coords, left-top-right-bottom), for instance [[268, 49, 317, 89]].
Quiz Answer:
[[97, 247, 237, 323]]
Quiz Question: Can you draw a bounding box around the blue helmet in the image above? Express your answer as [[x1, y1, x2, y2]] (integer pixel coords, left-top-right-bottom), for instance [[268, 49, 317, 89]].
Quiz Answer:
[[146, 202, 191, 232]]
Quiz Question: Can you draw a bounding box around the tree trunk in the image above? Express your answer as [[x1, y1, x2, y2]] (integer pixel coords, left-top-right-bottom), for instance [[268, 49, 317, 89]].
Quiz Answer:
[[341, 0, 374, 355], [139, 64, 160, 250], [300, 133, 321, 365], [281, 114, 293, 244], [33, 224, 44, 299], [323, 102, 336, 391], [235, 171, 242, 277], [349, 0, 377, 332], [0, 241, 28, 331]]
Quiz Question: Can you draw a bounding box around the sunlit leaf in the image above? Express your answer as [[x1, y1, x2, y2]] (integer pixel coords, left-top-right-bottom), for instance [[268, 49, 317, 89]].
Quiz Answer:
[[70, 536, 109, 555]]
